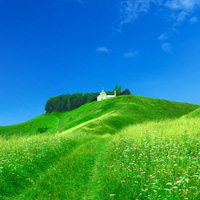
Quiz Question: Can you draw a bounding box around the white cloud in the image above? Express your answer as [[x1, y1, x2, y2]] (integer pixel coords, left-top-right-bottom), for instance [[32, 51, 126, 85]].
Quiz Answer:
[[119, 0, 200, 26], [118, 0, 200, 50], [123, 50, 139, 58], [158, 32, 169, 40], [120, 0, 153, 25], [161, 43, 171, 52], [190, 17, 198, 24], [176, 11, 189, 23], [96, 47, 110, 53], [165, 0, 200, 11]]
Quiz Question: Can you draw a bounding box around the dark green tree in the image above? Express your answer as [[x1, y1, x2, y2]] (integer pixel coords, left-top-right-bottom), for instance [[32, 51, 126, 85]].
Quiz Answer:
[[121, 89, 131, 95], [113, 85, 121, 96], [106, 90, 113, 95]]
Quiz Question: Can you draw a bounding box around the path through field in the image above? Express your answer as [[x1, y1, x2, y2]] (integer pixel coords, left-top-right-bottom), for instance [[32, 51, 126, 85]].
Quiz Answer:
[[15, 134, 111, 200]]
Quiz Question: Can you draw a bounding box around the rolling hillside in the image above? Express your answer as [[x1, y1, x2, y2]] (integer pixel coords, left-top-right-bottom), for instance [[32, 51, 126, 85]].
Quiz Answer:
[[0, 95, 200, 200], [181, 107, 200, 119], [0, 95, 199, 138]]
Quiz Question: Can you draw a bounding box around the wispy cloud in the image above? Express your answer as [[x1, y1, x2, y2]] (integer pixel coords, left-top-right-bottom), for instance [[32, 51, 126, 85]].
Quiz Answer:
[[123, 50, 139, 58], [119, 0, 153, 26], [161, 43, 171, 52], [158, 32, 169, 40], [118, 0, 200, 52], [165, 0, 200, 11], [176, 11, 189, 23], [190, 17, 198, 24], [96, 47, 110, 53], [119, 0, 200, 25]]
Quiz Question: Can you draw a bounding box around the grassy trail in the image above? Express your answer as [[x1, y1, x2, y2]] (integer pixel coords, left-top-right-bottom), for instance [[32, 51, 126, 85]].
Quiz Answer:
[[81, 135, 111, 200], [15, 134, 111, 200]]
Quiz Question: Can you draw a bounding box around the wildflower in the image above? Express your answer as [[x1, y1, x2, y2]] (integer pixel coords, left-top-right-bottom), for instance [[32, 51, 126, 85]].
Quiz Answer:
[[185, 178, 189, 182], [121, 180, 125, 182], [176, 177, 179, 181], [158, 171, 160, 173], [166, 182, 172, 185]]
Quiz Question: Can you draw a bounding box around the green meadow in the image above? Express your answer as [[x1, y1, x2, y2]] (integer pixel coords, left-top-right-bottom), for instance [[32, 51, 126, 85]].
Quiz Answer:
[[0, 95, 199, 199]]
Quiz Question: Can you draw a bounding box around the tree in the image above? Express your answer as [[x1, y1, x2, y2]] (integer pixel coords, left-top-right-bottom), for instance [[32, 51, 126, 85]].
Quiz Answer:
[[113, 85, 121, 96], [83, 93, 90, 104], [87, 93, 99, 102], [121, 89, 131, 95], [67, 98, 71, 111], [106, 90, 113, 95]]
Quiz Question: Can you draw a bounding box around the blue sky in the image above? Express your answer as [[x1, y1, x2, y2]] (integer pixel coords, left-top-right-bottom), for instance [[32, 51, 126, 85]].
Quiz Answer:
[[0, 0, 200, 126]]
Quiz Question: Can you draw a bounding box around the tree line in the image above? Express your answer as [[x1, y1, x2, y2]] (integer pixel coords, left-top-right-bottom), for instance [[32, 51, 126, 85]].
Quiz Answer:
[[45, 85, 131, 113]]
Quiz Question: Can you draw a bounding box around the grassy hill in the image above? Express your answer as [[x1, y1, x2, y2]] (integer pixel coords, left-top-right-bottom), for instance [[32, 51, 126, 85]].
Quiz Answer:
[[181, 107, 200, 119], [0, 95, 200, 200], [99, 115, 200, 199], [0, 95, 199, 138]]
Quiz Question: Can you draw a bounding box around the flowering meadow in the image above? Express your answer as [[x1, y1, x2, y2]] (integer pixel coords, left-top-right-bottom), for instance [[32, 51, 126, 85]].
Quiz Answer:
[[97, 118, 200, 199]]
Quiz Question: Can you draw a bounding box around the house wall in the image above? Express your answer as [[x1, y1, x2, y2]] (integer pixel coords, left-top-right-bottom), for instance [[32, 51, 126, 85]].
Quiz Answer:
[[97, 90, 116, 101], [97, 92, 107, 101]]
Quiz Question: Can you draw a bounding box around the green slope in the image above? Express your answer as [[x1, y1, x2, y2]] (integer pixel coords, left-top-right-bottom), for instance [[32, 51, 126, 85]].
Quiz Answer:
[[0, 114, 59, 138], [0, 95, 199, 138], [181, 107, 200, 119], [98, 114, 200, 199], [0, 95, 200, 200]]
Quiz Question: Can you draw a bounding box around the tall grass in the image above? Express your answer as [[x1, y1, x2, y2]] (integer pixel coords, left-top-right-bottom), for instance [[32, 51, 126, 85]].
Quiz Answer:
[[97, 118, 200, 199], [15, 134, 111, 200], [0, 132, 98, 199]]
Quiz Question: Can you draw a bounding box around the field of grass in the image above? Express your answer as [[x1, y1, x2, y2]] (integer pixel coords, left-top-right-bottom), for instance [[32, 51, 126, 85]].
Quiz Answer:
[[0, 95, 199, 199], [97, 117, 200, 199]]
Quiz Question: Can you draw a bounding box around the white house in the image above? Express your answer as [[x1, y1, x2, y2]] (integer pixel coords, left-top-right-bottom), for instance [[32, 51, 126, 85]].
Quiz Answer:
[[97, 89, 116, 101]]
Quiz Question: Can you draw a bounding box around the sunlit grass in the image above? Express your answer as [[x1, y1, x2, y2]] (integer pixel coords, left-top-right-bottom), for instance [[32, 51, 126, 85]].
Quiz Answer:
[[0, 132, 98, 199], [0, 95, 199, 199], [97, 118, 200, 199], [1, 95, 198, 138], [15, 134, 111, 200]]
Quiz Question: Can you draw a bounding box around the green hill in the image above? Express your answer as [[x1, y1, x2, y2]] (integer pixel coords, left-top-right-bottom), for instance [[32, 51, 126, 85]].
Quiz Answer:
[[99, 111, 200, 199], [181, 107, 200, 119], [0, 95, 200, 200], [0, 95, 199, 138]]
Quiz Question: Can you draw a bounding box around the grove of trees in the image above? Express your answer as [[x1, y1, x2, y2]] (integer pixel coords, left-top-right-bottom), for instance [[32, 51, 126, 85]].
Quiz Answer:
[[45, 85, 131, 113]]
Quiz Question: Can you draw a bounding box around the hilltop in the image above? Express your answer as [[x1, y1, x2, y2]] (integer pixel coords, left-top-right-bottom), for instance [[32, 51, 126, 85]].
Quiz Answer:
[[0, 95, 199, 138]]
